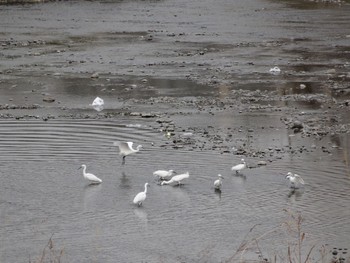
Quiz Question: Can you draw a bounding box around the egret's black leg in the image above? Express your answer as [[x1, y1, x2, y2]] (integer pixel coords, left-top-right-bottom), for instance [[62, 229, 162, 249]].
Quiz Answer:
[[122, 156, 126, 165]]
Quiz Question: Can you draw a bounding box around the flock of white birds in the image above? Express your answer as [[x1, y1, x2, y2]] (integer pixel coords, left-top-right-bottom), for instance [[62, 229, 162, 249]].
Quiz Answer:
[[79, 141, 305, 207]]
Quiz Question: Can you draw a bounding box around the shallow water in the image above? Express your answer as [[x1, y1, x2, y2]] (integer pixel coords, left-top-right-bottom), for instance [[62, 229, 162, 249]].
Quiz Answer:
[[0, 118, 349, 262]]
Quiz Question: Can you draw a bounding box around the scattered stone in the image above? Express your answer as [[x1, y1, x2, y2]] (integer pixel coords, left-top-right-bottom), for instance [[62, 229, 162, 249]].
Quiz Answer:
[[43, 97, 55, 103], [91, 72, 99, 78], [291, 120, 303, 130], [257, 161, 267, 166]]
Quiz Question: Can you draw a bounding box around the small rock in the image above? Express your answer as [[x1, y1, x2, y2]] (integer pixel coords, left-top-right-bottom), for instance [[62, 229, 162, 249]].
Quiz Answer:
[[91, 72, 99, 78], [291, 120, 303, 129], [43, 97, 55, 103], [257, 161, 267, 166]]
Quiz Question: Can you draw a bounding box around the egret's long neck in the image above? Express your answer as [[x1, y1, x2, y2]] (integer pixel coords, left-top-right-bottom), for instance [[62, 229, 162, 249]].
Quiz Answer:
[[83, 166, 87, 175], [162, 180, 171, 185], [144, 184, 148, 194]]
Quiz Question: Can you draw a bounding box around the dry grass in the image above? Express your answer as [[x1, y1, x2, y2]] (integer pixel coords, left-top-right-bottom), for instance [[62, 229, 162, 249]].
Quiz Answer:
[[30, 234, 64, 263], [225, 209, 348, 263]]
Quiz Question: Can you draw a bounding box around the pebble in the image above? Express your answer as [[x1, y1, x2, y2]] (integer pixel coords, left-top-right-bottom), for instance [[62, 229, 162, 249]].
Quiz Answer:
[[91, 72, 99, 78], [43, 97, 55, 103]]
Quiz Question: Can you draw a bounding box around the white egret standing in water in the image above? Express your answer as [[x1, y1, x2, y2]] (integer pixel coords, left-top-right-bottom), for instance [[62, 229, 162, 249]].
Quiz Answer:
[[153, 170, 176, 180], [113, 141, 142, 165], [231, 159, 247, 174], [79, 164, 102, 184], [161, 172, 189, 186], [133, 183, 149, 206], [214, 174, 223, 190], [286, 172, 305, 189]]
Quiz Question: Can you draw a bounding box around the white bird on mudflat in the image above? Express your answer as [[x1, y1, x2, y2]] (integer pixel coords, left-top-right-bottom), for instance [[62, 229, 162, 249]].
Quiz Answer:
[[161, 172, 189, 186], [133, 183, 149, 206], [79, 164, 102, 184], [286, 172, 305, 189], [90, 97, 104, 112], [214, 174, 224, 190], [231, 159, 247, 174], [153, 170, 176, 180], [113, 141, 142, 165]]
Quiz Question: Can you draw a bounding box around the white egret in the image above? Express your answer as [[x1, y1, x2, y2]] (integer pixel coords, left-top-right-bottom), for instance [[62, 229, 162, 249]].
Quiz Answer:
[[269, 66, 281, 74], [90, 97, 104, 111], [153, 170, 176, 180], [214, 174, 223, 190], [91, 97, 104, 106], [286, 172, 305, 189], [113, 141, 142, 165], [231, 159, 247, 174], [133, 183, 149, 206], [161, 172, 189, 186], [79, 164, 102, 184]]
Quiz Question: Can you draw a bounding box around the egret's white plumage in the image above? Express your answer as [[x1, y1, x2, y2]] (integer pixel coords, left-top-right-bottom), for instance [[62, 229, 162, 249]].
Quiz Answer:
[[133, 183, 149, 206], [92, 97, 104, 106], [79, 164, 102, 184], [286, 172, 305, 188], [90, 97, 104, 112], [153, 170, 175, 180], [231, 159, 247, 174], [214, 174, 223, 190], [161, 172, 189, 186], [113, 141, 142, 165]]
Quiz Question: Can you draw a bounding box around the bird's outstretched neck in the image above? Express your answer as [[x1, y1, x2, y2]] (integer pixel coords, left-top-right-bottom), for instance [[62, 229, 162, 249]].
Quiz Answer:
[[161, 179, 172, 185]]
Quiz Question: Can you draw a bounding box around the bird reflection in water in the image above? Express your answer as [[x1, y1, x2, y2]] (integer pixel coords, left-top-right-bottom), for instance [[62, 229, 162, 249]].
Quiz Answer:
[[287, 188, 304, 201], [83, 183, 102, 212], [233, 172, 247, 183], [214, 188, 222, 200], [134, 208, 148, 229], [120, 172, 131, 189]]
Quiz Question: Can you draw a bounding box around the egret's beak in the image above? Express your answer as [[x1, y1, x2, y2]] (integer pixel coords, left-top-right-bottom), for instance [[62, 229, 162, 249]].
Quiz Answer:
[[78, 166, 82, 170]]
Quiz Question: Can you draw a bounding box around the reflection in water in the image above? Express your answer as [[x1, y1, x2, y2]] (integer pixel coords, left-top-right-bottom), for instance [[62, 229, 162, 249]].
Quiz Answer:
[[232, 173, 247, 183], [287, 188, 304, 202], [120, 172, 131, 189], [134, 208, 148, 228], [165, 185, 191, 204], [214, 189, 222, 200], [83, 183, 102, 212], [134, 209, 148, 224]]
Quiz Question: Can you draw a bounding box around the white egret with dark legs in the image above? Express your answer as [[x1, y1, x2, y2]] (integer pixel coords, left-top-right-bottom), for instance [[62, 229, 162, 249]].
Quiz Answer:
[[133, 183, 149, 206], [231, 159, 247, 174], [286, 172, 305, 189], [113, 141, 142, 165], [79, 164, 102, 184], [161, 172, 189, 186], [214, 174, 224, 191]]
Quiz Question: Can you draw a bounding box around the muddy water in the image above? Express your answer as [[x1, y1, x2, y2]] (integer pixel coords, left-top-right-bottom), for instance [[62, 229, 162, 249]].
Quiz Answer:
[[0, 118, 349, 262]]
